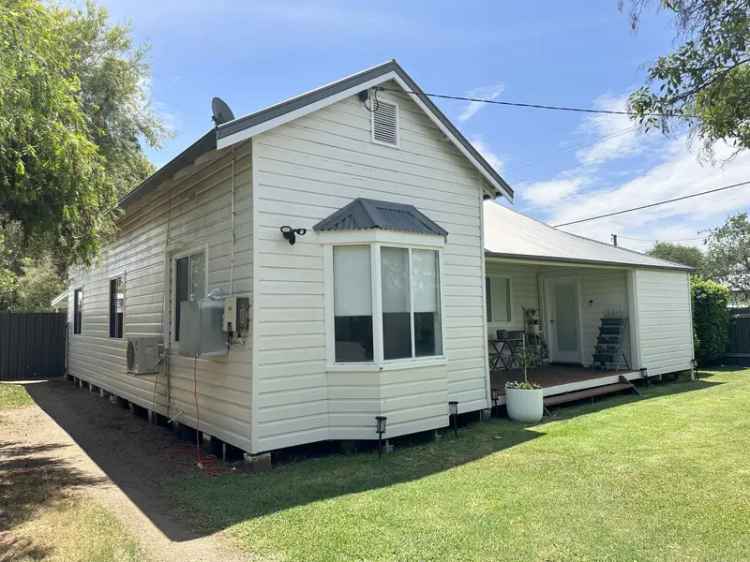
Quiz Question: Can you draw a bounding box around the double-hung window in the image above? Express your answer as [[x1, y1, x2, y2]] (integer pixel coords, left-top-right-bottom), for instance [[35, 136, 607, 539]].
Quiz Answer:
[[174, 251, 206, 342], [109, 276, 125, 338], [73, 288, 83, 335], [330, 243, 444, 367]]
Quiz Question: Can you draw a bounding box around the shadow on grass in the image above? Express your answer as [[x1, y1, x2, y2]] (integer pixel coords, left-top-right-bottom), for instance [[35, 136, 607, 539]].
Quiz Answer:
[[167, 418, 542, 532], [18, 372, 728, 541], [0, 440, 104, 560]]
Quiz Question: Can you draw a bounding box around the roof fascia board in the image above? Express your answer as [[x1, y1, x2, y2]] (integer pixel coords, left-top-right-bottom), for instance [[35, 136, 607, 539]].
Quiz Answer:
[[217, 71, 400, 149], [485, 251, 693, 272], [216, 62, 512, 201], [317, 229, 446, 247], [388, 74, 508, 201]]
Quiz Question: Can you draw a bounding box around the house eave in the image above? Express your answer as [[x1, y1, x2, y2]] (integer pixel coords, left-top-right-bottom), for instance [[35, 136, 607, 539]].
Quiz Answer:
[[484, 251, 694, 272]]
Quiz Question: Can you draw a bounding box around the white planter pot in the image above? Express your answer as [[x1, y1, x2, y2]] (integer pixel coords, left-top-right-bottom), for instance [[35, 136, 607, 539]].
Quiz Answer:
[[505, 386, 544, 423]]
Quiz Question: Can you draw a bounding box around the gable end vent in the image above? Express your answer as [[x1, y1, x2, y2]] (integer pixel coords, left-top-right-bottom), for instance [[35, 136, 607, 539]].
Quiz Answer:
[[372, 99, 399, 147]]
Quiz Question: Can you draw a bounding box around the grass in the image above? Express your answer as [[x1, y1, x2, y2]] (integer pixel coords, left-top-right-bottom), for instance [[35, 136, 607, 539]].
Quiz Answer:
[[0, 383, 33, 409], [5, 497, 145, 562], [169, 368, 750, 562]]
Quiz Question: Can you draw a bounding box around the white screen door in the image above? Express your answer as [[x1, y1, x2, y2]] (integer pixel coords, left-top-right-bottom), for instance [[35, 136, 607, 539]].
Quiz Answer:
[[546, 278, 581, 363]]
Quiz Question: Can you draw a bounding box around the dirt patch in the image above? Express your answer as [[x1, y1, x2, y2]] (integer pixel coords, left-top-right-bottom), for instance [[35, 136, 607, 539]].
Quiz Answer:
[[1, 379, 252, 561]]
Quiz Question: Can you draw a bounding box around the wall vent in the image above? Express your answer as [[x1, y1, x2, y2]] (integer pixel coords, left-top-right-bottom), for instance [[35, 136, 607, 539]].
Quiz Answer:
[[372, 99, 399, 147]]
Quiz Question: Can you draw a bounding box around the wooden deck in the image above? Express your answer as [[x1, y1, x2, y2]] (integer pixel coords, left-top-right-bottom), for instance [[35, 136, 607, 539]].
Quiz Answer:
[[490, 364, 641, 406]]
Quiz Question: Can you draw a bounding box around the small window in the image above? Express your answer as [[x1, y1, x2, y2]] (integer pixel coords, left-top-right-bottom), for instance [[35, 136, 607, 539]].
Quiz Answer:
[[486, 276, 511, 323], [109, 277, 125, 338], [333, 246, 373, 362], [174, 251, 206, 342], [73, 288, 83, 334], [372, 99, 399, 146]]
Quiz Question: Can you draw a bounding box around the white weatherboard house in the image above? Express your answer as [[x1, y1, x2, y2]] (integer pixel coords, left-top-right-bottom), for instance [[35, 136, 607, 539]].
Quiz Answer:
[[65, 60, 694, 458]]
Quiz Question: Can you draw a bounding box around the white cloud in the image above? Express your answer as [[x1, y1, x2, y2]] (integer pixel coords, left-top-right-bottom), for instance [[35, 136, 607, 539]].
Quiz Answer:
[[574, 93, 653, 167], [522, 177, 587, 206], [459, 83, 504, 122], [470, 137, 504, 173], [549, 137, 750, 250]]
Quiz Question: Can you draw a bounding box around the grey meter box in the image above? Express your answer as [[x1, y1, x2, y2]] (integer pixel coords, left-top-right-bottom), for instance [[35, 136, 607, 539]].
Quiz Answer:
[[179, 298, 228, 357]]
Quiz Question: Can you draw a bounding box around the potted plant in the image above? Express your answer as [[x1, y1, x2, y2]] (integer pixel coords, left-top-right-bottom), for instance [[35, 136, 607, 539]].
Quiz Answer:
[[505, 335, 544, 423]]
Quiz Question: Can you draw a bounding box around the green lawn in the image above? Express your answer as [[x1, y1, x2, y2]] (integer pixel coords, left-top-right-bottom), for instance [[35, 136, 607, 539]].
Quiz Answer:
[[0, 383, 33, 409], [169, 369, 750, 562]]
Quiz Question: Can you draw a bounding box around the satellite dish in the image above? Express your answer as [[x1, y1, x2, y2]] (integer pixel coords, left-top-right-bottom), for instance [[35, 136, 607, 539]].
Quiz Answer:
[[211, 97, 235, 126]]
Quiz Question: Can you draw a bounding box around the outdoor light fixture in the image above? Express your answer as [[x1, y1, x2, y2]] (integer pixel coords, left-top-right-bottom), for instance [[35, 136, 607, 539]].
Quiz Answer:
[[449, 401, 459, 438], [279, 225, 307, 246], [375, 416, 387, 458]]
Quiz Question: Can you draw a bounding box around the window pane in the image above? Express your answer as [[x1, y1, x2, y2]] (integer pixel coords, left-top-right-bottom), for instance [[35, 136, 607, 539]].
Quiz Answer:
[[74, 289, 83, 334], [109, 277, 124, 338], [334, 246, 373, 362], [189, 252, 205, 301], [381, 247, 411, 360], [413, 250, 442, 356], [175, 257, 189, 342], [491, 277, 511, 322]]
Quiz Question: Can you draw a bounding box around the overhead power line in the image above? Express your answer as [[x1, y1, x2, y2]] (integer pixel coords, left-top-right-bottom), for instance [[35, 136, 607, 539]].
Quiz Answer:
[[616, 234, 707, 243], [376, 87, 696, 119], [553, 180, 750, 228]]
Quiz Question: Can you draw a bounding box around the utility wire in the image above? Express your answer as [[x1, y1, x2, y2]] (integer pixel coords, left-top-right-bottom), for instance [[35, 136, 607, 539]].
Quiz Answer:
[[553, 180, 750, 227], [377, 87, 696, 119], [616, 234, 707, 243]]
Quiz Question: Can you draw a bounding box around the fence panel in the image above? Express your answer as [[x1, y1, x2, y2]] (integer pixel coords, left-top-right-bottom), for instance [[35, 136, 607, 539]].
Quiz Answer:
[[0, 312, 67, 380]]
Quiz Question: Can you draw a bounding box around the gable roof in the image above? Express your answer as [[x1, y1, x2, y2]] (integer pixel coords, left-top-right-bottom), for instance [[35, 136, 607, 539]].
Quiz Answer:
[[314, 198, 448, 236], [484, 202, 693, 271], [215, 60, 513, 201]]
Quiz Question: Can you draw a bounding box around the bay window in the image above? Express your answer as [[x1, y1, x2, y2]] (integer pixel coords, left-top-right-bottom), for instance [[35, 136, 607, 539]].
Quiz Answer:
[[328, 243, 444, 367]]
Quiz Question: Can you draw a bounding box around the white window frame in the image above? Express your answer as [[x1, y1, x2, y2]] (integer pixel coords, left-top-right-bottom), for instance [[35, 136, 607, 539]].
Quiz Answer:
[[370, 95, 400, 148], [170, 245, 209, 346], [73, 287, 84, 336], [486, 274, 513, 326], [322, 231, 446, 372], [108, 271, 127, 339]]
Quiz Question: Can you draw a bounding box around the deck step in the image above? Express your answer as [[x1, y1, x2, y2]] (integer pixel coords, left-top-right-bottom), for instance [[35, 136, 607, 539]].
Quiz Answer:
[[544, 382, 633, 407]]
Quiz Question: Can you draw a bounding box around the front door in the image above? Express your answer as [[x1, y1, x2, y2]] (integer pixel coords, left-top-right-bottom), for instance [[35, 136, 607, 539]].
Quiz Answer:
[[545, 278, 581, 363]]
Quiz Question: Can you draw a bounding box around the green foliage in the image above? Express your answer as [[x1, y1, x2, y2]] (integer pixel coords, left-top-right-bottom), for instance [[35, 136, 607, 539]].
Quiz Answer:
[[704, 211, 750, 292], [647, 241, 706, 270], [0, 0, 163, 267], [691, 276, 730, 364], [625, 0, 750, 153], [0, 223, 64, 311]]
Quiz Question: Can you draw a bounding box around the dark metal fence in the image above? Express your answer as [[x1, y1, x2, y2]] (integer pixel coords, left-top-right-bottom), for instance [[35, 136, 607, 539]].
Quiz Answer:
[[726, 308, 750, 365], [0, 312, 67, 380]]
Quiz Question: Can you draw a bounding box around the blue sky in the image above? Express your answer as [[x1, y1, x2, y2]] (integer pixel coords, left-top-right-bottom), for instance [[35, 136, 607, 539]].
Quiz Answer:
[[99, 0, 750, 252]]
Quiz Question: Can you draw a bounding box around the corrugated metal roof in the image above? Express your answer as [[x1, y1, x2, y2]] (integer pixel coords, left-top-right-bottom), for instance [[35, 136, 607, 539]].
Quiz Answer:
[[118, 130, 216, 209], [314, 198, 448, 236], [484, 202, 693, 271]]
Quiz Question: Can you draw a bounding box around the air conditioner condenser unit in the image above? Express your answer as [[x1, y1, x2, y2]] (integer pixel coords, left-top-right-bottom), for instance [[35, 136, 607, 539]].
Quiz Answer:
[[127, 336, 164, 375]]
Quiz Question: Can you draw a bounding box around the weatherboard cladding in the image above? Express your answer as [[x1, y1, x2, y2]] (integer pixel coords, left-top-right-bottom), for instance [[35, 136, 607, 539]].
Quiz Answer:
[[216, 59, 513, 199], [116, 60, 513, 211], [313, 198, 448, 236]]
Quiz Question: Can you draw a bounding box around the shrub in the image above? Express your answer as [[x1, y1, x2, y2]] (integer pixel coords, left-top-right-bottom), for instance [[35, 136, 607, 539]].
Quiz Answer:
[[692, 277, 730, 365]]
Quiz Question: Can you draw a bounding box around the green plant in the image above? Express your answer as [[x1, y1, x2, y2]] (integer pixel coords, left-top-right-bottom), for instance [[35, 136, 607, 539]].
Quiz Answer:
[[691, 276, 730, 365], [505, 380, 541, 390]]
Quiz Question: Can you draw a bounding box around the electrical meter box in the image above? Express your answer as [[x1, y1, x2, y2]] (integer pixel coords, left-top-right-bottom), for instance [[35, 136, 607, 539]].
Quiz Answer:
[[179, 298, 228, 357], [222, 295, 250, 337]]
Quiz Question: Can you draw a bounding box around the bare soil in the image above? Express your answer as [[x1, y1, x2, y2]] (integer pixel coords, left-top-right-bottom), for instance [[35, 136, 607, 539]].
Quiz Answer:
[[0, 378, 253, 561]]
